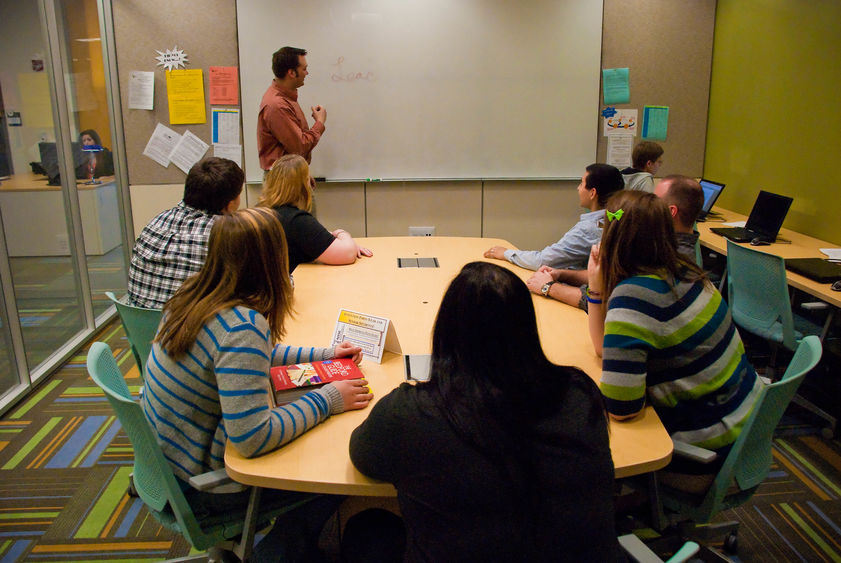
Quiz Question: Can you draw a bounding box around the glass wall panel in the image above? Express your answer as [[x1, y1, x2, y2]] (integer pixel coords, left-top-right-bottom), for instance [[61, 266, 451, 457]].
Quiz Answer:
[[0, 1, 87, 370], [58, 0, 126, 317]]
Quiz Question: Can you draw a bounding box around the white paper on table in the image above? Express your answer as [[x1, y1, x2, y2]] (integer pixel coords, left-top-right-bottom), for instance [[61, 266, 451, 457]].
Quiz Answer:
[[723, 221, 747, 227], [213, 143, 242, 167], [128, 70, 155, 110], [606, 134, 633, 169], [169, 130, 210, 174], [142, 122, 181, 167], [820, 248, 841, 260]]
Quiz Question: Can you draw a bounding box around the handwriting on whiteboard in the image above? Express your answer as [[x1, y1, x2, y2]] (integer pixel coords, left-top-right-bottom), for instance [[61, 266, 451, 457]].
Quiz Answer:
[[331, 57, 375, 82]]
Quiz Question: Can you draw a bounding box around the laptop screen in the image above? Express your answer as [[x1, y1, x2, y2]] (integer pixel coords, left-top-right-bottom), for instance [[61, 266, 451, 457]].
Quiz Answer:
[[699, 179, 725, 214], [745, 190, 793, 239]]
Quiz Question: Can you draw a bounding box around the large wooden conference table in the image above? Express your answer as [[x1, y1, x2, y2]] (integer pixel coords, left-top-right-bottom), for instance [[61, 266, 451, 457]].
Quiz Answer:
[[225, 237, 673, 497], [698, 207, 841, 308]]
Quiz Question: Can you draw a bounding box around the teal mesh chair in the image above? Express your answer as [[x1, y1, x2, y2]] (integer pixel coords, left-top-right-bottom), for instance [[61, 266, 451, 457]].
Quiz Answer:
[[656, 336, 822, 554], [106, 292, 162, 378], [86, 342, 315, 562]]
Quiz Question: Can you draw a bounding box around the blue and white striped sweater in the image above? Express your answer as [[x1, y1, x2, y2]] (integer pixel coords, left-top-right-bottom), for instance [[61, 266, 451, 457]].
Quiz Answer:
[[141, 305, 343, 491]]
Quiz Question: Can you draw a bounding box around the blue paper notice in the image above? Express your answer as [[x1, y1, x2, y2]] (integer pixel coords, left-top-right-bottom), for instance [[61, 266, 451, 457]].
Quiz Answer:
[[602, 68, 630, 104], [642, 106, 669, 140], [602, 106, 618, 118]]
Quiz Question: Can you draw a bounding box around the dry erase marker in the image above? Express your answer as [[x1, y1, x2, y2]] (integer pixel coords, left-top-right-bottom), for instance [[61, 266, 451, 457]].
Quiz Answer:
[[366, 178, 382, 182]]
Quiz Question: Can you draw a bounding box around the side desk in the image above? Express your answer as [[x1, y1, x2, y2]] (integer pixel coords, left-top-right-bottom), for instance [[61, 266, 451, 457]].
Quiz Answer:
[[698, 207, 841, 308], [0, 172, 121, 257], [225, 237, 673, 497]]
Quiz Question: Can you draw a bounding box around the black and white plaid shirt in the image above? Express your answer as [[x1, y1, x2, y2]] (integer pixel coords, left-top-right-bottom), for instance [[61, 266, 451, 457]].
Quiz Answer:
[[127, 201, 217, 309]]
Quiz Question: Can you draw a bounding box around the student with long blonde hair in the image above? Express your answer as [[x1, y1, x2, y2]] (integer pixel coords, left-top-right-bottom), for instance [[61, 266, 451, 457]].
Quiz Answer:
[[258, 154, 371, 272], [588, 191, 762, 492], [142, 207, 372, 560]]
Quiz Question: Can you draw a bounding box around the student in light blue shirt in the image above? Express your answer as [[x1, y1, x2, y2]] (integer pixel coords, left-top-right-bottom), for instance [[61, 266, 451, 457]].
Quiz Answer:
[[484, 163, 624, 271]]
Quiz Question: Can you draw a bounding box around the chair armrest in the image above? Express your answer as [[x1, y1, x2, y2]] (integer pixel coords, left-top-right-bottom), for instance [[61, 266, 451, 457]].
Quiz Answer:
[[672, 440, 718, 464], [188, 468, 233, 491]]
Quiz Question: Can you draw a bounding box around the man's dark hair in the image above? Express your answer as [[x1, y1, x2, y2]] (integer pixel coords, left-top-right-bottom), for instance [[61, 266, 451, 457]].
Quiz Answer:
[[183, 157, 244, 214], [660, 175, 704, 228], [585, 163, 624, 206], [272, 46, 307, 79], [631, 141, 664, 169]]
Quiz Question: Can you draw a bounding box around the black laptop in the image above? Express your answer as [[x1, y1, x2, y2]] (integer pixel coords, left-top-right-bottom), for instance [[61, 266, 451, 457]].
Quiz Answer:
[[785, 258, 841, 283], [710, 190, 793, 243], [697, 179, 725, 221]]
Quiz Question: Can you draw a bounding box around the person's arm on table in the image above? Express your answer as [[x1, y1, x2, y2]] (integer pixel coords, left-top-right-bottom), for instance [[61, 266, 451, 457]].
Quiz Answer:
[[317, 229, 372, 264], [525, 268, 585, 308], [586, 245, 606, 357]]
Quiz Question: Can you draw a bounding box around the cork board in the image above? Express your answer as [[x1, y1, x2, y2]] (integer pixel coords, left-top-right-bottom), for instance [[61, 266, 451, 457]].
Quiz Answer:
[[598, 0, 716, 177], [112, 0, 240, 185]]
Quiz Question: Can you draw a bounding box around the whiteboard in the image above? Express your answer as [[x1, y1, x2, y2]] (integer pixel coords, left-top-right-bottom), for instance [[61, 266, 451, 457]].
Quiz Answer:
[[237, 0, 603, 182]]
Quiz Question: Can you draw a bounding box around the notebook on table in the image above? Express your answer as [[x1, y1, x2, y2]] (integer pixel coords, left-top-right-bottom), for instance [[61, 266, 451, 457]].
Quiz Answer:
[[697, 179, 725, 221], [785, 258, 841, 283], [710, 190, 793, 243]]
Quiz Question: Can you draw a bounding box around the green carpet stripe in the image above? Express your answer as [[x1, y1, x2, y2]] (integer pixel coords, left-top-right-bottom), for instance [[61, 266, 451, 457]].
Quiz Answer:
[[9, 380, 62, 419], [778, 440, 841, 496], [780, 503, 841, 562], [0, 429, 21, 434], [2, 417, 62, 470], [73, 416, 116, 467], [75, 466, 133, 539], [106, 447, 134, 453], [70, 559, 165, 563], [101, 325, 124, 343], [0, 512, 61, 519], [65, 386, 104, 396]]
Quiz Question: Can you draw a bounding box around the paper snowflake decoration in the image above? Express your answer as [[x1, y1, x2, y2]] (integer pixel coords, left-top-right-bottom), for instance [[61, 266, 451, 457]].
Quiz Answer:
[[155, 46, 189, 71]]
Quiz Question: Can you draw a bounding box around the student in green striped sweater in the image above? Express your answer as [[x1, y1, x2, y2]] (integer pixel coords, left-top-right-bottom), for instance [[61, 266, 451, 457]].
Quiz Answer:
[[142, 207, 372, 561], [587, 190, 763, 493]]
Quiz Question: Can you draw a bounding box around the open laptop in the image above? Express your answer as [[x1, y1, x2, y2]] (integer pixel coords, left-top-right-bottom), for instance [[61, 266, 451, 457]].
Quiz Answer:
[[697, 179, 725, 221], [710, 190, 793, 243], [785, 258, 841, 283]]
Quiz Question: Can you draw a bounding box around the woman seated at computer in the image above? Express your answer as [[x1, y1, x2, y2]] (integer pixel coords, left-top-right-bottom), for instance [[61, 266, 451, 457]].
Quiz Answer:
[[587, 190, 763, 492], [258, 154, 371, 273], [142, 207, 372, 561], [78, 129, 114, 177], [349, 261, 621, 561]]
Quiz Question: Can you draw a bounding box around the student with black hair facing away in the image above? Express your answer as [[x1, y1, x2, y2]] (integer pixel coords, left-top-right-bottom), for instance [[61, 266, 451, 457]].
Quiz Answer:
[[258, 154, 371, 273], [78, 129, 114, 177], [128, 157, 243, 309], [588, 191, 762, 493], [526, 173, 704, 310], [620, 140, 664, 192], [142, 208, 372, 562], [484, 163, 624, 273], [349, 261, 621, 562]]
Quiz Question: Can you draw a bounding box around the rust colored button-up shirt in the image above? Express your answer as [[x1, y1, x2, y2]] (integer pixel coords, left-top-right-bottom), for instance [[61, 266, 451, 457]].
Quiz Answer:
[[257, 80, 325, 170]]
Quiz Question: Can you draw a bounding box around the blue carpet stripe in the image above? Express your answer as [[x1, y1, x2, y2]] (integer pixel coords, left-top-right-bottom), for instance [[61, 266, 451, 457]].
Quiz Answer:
[[81, 419, 121, 468], [45, 416, 107, 469]]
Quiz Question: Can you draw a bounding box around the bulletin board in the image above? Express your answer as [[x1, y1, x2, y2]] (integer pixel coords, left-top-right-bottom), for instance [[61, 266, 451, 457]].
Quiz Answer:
[[112, 0, 240, 185], [597, 0, 716, 177]]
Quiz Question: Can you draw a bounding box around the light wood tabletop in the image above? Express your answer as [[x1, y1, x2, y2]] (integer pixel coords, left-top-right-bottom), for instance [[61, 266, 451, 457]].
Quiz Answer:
[[225, 237, 673, 496], [0, 171, 115, 192], [698, 207, 841, 308]]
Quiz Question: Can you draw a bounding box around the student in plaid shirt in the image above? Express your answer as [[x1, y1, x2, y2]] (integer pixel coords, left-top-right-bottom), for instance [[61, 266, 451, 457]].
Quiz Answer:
[[127, 157, 244, 309]]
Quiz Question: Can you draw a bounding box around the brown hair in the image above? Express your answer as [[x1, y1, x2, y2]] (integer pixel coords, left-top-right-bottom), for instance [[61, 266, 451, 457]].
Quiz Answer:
[[659, 175, 704, 228], [631, 141, 664, 169], [272, 46, 307, 79], [155, 207, 293, 358], [257, 154, 312, 211], [598, 191, 706, 300]]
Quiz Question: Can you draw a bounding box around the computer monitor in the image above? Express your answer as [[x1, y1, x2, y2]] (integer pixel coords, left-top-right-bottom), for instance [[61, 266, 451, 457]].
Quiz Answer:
[[38, 142, 87, 185], [698, 178, 725, 220]]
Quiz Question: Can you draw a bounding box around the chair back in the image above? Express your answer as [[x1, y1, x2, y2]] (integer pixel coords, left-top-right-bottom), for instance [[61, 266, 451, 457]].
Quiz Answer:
[[687, 336, 821, 520], [86, 342, 211, 548], [725, 241, 797, 350], [106, 292, 162, 377]]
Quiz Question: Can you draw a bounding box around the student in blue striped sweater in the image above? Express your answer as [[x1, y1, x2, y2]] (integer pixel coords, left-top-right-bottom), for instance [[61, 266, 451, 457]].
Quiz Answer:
[[142, 207, 372, 561], [587, 191, 762, 493]]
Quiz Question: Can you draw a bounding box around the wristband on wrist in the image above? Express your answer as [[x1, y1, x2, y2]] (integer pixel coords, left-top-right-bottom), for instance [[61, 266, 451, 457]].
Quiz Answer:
[[585, 287, 603, 304]]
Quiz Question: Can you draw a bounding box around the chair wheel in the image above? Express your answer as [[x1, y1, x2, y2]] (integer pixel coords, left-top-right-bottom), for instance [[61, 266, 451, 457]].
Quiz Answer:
[[723, 531, 738, 554], [127, 475, 138, 497], [820, 426, 834, 440]]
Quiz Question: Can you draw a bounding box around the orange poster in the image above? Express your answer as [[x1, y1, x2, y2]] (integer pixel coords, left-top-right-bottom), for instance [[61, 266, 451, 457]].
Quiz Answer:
[[209, 66, 239, 105]]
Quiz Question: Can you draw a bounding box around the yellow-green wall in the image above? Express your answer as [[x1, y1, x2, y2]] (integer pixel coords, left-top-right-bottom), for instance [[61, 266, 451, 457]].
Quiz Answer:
[[705, 0, 841, 245]]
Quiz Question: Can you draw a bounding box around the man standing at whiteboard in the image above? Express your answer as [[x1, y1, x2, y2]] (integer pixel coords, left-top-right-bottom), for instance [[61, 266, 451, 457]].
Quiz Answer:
[[257, 46, 326, 171]]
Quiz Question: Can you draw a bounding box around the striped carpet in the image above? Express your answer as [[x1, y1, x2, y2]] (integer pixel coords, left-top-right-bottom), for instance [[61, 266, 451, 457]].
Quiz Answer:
[[1, 321, 840, 561]]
